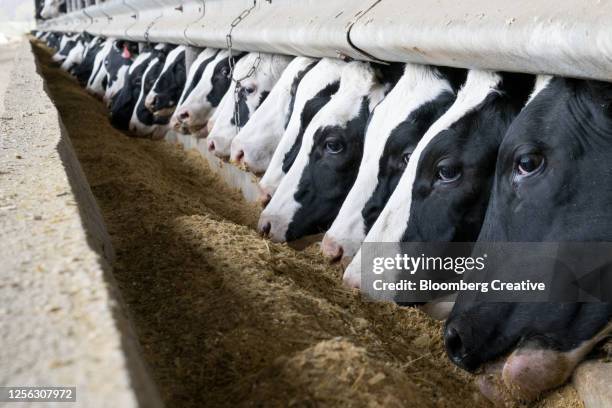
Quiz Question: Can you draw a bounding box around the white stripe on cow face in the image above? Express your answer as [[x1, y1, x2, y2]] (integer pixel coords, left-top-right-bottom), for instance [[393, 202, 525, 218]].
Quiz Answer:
[[258, 61, 388, 242], [527, 75, 553, 105], [129, 57, 168, 139], [323, 64, 457, 262], [170, 48, 222, 135], [230, 56, 318, 174], [86, 38, 114, 98], [258, 58, 347, 199], [60, 39, 84, 72], [344, 70, 504, 288], [207, 53, 292, 157]]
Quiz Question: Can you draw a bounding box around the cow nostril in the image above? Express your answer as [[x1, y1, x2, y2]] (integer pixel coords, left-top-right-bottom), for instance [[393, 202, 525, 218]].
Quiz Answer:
[[179, 110, 189, 120], [261, 222, 271, 237], [208, 140, 215, 152], [444, 325, 472, 370], [322, 237, 344, 263], [236, 150, 244, 163], [259, 193, 272, 208]]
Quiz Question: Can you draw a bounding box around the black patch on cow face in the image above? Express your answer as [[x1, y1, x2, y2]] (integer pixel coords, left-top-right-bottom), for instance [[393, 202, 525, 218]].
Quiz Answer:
[[399, 73, 535, 243], [110, 53, 156, 130], [178, 50, 218, 106], [282, 80, 341, 173], [285, 61, 318, 129], [206, 52, 245, 107], [231, 88, 270, 128], [57, 38, 76, 59], [75, 38, 103, 86], [436, 67, 469, 93], [135, 57, 166, 126], [151, 50, 186, 113], [285, 97, 371, 241], [372, 62, 406, 89], [362, 91, 457, 233], [105, 41, 136, 88]]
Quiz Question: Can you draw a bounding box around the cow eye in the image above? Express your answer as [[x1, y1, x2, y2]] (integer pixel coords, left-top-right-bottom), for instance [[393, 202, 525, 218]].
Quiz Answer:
[[324, 139, 344, 155], [516, 153, 544, 176], [244, 86, 255, 95], [436, 160, 462, 184], [221, 67, 230, 77]]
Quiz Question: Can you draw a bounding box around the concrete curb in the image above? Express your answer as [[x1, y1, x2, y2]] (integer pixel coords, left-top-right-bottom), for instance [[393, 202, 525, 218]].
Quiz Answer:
[[0, 40, 163, 408]]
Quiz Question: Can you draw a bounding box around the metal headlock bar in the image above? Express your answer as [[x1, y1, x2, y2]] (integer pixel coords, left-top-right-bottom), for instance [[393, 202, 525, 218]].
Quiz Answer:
[[37, 0, 612, 82]]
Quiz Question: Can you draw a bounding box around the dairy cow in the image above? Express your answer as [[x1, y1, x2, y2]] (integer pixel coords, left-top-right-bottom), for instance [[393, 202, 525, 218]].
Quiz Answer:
[[129, 45, 175, 139], [59, 33, 92, 74], [74, 36, 104, 86], [103, 40, 139, 105], [109, 45, 167, 130], [343, 70, 536, 288], [86, 38, 115, 98], [257, 62, 399, 242], [40, 0, 66, 19], [321, 65, 467, 263], [206, 53, 293, 157], [444, 77, 612, 405], [229, 57, 319, 174], [144, 45, 187, 124], [257, 58, 347, 202], [51, 33, 77, 63], [45, 32, 61, 50]]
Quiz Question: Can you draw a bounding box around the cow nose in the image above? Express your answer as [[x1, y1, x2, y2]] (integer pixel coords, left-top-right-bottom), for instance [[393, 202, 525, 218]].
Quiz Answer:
[[260, 221, 271, 237], [444, 322, 480, 372], [258, 192, 272, 208], [236, 149, 244, 163], [208, 140, 215, 152], [178, 110, 189, 120], [321, 236, 343, 263]]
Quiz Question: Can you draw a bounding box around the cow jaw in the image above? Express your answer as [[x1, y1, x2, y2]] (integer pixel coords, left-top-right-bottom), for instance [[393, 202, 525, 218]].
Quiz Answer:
[[477, 322, 612, 406]]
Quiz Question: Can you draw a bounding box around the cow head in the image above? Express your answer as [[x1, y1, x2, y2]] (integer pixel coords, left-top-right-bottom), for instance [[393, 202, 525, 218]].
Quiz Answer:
[[86, 38, 115, 98], [40, 0, 66, 19], [144, 45, 186, 121], [103, 40, 138, 105], [109, 48, 158, 131], [444, 77, 612, 404], [343, 71, 535, 288], [60, 33, 92, 74], [74, 35, 104, 86], [52, 33, 77, 63], [257, 61, 390, 242], [322, 65, 465, 264], [229, 57, 318, 174], [257, 58, 346, 203], [206, 53, 293, 157], [129, 49, 170, 139]]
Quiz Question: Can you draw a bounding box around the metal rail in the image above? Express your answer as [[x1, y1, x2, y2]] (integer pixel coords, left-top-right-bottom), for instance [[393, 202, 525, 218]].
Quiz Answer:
[[38, 0, 612, 81]]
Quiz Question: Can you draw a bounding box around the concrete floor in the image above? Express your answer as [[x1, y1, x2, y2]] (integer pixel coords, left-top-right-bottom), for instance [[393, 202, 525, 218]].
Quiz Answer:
[[0, 41, 19, 115]]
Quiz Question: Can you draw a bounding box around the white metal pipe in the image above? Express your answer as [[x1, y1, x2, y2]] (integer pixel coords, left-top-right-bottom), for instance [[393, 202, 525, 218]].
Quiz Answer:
[[37, 0, 612, 81]]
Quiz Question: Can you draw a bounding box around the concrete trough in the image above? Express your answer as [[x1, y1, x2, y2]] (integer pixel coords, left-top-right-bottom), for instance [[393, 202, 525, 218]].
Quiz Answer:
[[0, 40, 162, 408]]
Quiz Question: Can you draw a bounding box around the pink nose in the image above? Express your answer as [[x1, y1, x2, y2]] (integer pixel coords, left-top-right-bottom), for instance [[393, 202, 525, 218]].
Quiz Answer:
[[321, 235, 344, 263], [258, 192, 272, 208], [259, 221, 271, 237]]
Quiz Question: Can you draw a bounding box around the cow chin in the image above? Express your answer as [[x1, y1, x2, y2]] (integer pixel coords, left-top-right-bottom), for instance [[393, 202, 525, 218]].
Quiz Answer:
[[477, 343, 587, 405]]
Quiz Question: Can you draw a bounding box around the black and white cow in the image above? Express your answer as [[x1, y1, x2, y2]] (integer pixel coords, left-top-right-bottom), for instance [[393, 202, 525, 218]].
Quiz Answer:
[[322, 65, 467, 263], [257, 61, 396, 242], [45, 32, 61, 50], [109, 45, 166, 131], [257, 58, 347, 202], [444, 77, 612, 405], [343, 70, 536, 288], [206, 52, 293, 157], [86, 38, 115, 98], [129, 45, 175, 139], [51, 33, 77, 63], [103, 40, 139, 105], [59, 33, 92, 74], [74, 36, 104, 86], [229, 56, 319, 173], [143, 45, 187, 124], [40, 0, 66, 19]]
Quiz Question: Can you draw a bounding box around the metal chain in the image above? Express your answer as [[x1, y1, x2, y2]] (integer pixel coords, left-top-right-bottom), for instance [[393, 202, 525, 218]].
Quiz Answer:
[[143, 15, 162, 45], [225, 0, 260, 134]]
